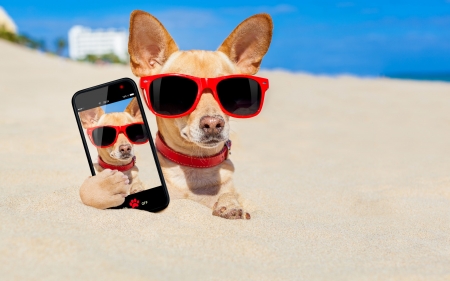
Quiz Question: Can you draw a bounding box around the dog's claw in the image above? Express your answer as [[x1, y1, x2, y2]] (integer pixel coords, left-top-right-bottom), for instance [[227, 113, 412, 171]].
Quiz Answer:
[[212, 201, 251, 220]]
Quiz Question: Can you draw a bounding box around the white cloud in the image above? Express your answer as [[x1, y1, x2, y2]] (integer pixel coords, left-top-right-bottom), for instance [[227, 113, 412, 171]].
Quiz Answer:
[[271, 4, 298, 14], [152, 9, 221, 29]]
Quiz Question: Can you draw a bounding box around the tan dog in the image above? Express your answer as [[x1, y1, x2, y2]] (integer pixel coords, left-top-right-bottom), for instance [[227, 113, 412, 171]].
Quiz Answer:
[[79, 98, 145, 208], [80, 10, 273, 219]]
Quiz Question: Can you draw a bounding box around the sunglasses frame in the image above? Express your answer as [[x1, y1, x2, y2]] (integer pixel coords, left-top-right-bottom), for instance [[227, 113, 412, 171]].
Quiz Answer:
[[139, 73, 269, 118], [86, 122, 149, 148]]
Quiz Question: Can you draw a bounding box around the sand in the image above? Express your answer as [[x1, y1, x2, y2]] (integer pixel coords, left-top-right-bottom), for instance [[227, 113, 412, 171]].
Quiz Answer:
[[1, 38, 450, 280]]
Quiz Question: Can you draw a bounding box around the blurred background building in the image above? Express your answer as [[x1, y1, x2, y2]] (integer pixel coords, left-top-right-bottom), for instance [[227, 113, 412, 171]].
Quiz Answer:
[[0, 6, 17, 33], [68, 26, 128, 62]]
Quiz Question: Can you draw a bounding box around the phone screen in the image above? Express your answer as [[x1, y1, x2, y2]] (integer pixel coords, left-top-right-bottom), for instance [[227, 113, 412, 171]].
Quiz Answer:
[[73, 78, 169, 211]]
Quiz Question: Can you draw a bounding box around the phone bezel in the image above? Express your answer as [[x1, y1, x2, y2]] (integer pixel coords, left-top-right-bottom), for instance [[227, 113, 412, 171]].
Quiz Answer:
[[71, 77, 170, 212]]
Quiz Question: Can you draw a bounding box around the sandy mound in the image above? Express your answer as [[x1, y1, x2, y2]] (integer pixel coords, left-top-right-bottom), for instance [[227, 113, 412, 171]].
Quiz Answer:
[[1, 39, 450, 280]]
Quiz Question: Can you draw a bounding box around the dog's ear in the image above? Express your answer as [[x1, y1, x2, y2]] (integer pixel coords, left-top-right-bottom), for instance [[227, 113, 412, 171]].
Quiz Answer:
[[218, 14, 273, 75], [128, 10, 179, 77], [79, 107, 104, 129], [125, 97, 143, 121]]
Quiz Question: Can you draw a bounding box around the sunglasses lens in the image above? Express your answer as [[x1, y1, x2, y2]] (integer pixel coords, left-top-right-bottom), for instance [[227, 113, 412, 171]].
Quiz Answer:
[[125, 124, 148, 143], [150, 76, 198, 116], [217, 78, 261, 116], [91, 126, 117, 147]]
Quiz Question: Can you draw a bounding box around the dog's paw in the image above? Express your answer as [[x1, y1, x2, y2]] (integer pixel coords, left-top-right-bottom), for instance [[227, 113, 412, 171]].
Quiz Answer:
[[212, 193, 250, 220], [80, 169, 131, 209], [130, 181, 145, 194]]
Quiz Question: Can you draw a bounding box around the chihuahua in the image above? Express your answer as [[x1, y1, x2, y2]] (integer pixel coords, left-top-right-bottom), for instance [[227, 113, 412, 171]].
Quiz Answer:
[[80, 10, 273, 219]]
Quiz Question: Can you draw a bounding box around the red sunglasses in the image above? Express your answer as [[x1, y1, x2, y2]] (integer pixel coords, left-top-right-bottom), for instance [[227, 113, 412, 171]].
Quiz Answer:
[[86, 122, 148, 148], [139, 73, 269, 118]]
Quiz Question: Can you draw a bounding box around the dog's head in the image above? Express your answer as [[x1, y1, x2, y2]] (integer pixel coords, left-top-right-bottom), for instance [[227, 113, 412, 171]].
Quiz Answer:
[[128, 11, 272, 152], [79, 97, 143, 163]]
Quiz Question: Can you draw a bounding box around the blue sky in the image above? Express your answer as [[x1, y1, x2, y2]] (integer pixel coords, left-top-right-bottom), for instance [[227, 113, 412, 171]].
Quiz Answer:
[[102, 98, 134, 114], [2, 0, 450, 75]]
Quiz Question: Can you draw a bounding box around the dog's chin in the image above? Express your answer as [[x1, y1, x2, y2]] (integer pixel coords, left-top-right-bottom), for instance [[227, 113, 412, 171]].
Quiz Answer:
[[110, 153, 134, 161], [197, 138, 226, 149], [180, 131, 226, 148]]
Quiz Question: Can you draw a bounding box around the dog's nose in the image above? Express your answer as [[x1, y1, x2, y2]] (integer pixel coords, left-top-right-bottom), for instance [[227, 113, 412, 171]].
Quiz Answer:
[[119, 144, 132, 154], [199, 115, 224, 135]]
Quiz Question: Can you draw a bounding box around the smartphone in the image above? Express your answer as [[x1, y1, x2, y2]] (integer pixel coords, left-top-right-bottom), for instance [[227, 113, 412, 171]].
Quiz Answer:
[[72, 78, 169, 212]]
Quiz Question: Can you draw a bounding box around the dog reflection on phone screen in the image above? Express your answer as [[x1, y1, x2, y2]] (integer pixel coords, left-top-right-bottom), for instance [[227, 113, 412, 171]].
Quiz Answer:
[[79, 97, 147, 194]]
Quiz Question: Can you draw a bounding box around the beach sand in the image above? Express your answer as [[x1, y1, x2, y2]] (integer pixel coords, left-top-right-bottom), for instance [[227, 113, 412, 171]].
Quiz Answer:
[[1, 39, 450, 280]]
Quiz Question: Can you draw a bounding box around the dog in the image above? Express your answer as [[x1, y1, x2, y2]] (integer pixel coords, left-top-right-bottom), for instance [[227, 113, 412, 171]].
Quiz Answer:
[[80, 10, 273, 219], [79, 97, 146, 209]]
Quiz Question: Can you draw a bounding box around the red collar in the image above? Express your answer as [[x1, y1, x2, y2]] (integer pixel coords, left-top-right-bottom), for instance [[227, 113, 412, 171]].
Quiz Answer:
[[155, 132, 231, 168], [97, 156, 136, 172]]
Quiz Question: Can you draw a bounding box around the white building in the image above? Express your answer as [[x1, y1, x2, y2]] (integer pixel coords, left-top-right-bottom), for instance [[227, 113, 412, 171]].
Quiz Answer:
[[0, 6, 17, 33], [68, 25, 128, 61]]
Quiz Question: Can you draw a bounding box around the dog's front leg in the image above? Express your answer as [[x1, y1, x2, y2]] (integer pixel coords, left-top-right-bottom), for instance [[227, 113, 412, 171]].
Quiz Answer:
[[80, 169, 131, 209], [212, 192, 251, 220], [128, 168, 145, 194]]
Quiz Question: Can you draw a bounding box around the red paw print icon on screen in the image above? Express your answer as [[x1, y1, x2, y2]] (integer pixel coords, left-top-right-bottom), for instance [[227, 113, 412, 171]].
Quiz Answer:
[[129, 198, 140, 209]]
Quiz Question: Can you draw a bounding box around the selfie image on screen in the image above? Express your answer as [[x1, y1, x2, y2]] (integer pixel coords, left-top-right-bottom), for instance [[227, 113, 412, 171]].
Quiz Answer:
[[78, 96, 161, 195]]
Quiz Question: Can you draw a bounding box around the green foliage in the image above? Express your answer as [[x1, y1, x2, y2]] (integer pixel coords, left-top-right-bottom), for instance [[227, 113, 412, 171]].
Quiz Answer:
[[79, 52, 127, 64], [0, 24, 125, 63], [0, 25, 44, 50], [55, 37, 67, 56]]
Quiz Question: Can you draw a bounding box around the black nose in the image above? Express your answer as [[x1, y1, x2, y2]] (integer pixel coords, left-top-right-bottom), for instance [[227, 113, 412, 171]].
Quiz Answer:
[[119, 144, 132, 154], [199, 115, 224, 136]]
